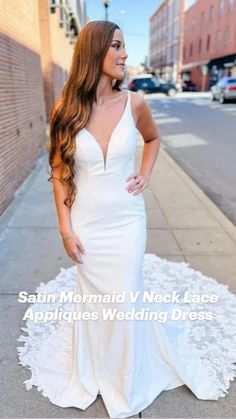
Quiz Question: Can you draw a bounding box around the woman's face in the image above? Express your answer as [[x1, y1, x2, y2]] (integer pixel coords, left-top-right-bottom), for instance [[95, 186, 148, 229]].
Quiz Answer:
[[103, 29, 128, 80]]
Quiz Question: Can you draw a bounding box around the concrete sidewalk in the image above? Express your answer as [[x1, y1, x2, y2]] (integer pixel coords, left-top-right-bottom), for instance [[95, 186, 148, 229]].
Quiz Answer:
[[0, 138, 236, 418]]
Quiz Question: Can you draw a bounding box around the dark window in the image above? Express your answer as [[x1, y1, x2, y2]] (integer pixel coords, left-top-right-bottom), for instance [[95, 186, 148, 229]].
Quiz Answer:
[[144, 79, 156, 88], [189, 43, 193, 56], [135, 78, 156, 88], [206, 34, 211, 50], [198, 38, 202, 53], [134, 79, 143, 88]]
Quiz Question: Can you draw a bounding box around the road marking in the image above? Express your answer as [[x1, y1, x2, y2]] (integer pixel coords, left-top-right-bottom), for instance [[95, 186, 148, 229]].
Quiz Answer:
[[155, 117, 181, 124], [221, 107, 236, 112], [152, 112, 169, 118], [191, 100, 211, 106], [162, 133, 207, 148]]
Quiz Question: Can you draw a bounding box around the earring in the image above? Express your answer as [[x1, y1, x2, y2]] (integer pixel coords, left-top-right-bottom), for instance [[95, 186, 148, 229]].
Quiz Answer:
[[112, 79, 116, 87]]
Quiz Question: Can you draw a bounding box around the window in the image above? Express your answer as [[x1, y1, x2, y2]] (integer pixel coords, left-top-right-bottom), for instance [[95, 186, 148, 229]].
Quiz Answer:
[[145, 79, 156, 88], [198, 38, 202, 53], [174, 20, 178, 37], [171, 45, 174, 61], [190, 43, 193, 56], [209, 4, 214, 21], [224, 26, 230, 45], [200, 11, 205, 27], [215, 30, 222, 48], [206, 34, 211, 50], [174, 0, 179, 17], [184, 25, 187, 38], [227, 0, 234, 11], [217, 77, 227, 87], [218, 0, 224, 16]]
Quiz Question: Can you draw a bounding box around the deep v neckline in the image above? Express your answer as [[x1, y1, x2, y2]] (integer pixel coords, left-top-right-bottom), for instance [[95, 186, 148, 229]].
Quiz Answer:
[[82, 90, 129, 171]]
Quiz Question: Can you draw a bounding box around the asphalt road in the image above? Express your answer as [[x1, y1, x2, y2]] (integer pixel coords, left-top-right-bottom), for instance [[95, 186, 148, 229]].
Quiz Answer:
[[146, 92, 236, 226]]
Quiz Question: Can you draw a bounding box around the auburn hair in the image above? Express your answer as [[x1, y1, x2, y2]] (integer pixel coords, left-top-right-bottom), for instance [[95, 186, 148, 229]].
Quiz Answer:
[[48, 20, 124, 207]]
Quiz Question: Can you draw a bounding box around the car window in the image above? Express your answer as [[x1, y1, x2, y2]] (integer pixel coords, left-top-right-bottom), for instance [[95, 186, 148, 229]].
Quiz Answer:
[[146, 79, 156, 87], [137, 78, 155, 88], [217, 78, 227, 87], [134, 79, 142, 87]]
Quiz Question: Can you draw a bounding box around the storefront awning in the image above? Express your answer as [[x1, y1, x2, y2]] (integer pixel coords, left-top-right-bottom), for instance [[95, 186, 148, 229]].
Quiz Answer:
[[208, 53, 236, 68]]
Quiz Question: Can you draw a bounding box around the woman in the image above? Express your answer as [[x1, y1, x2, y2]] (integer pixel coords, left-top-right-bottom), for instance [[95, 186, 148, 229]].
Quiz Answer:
[[17, 21, 236, 419]]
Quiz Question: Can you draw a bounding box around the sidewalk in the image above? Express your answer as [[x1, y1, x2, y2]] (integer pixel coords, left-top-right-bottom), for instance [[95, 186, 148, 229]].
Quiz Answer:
[[0, 139, 235, 418]]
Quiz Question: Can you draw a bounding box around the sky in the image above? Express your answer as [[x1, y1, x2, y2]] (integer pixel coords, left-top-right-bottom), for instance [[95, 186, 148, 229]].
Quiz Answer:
[[85, 1, 195, 67], [86, 0, 162, 66]]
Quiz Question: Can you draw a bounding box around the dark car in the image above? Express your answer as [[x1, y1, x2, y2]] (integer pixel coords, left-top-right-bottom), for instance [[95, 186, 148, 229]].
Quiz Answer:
[[181, 80, 198, 92], [128, 75, 177, 96], [211, 76, 236, 104]]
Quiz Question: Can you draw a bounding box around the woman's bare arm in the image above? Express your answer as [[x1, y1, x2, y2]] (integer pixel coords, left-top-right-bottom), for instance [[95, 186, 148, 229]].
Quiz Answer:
[[51, 147, 73, 236], [50, 101, 85, 263], [135, 94, 160, 178], [50, 99, 72, 236], [126, 92, 160, 195]]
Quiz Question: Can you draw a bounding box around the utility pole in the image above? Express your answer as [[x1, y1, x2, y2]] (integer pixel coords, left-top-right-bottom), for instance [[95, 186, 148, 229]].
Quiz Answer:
[[103, 0, 110, 21]]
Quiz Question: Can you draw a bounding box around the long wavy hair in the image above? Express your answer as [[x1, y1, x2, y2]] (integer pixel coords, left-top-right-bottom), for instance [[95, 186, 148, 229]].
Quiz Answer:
[[48, 20, 124, 207]]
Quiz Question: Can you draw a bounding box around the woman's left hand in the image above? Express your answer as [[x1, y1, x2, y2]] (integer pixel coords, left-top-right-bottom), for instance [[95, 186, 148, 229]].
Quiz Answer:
[[125, 172, 150, 195]]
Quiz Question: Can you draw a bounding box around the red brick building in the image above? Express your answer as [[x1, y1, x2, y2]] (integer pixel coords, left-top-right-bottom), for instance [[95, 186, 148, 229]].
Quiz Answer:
[[182, 0, 236, 90], [0, 0, 86, 216]]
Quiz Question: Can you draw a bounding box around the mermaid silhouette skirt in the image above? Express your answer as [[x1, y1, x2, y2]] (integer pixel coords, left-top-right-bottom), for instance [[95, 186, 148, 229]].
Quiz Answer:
[[17, 91, 236, 418]]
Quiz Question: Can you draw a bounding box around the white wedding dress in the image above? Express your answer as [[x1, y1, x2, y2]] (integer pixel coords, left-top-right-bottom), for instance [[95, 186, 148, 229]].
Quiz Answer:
[[17, 90, 236, 418]]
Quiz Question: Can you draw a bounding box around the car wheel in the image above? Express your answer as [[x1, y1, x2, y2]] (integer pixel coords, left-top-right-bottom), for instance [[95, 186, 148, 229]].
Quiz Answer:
[[137, 89, 145, 95], [219, 93, 226, 104], [167, 88, 177, 97], [211, 93, 216, 101]]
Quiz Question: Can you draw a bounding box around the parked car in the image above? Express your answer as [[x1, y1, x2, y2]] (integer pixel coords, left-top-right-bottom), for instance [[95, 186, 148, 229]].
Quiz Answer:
[[211, 76, 236, 104], [181, 80, 198, 92], [128, 75, 178, 96]]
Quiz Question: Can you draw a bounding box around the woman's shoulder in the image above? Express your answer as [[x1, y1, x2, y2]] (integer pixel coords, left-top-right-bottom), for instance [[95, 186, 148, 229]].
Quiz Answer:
[[126, 90, 147, 125], [128, 90, 145, 105]]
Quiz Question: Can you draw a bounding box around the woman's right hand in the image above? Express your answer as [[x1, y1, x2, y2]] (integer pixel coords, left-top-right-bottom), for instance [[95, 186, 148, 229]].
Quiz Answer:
[[62, 233, 86, 264]]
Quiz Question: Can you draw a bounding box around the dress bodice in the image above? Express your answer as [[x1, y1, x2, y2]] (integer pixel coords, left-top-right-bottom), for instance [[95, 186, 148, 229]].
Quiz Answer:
[[74, 90, 138, 186]]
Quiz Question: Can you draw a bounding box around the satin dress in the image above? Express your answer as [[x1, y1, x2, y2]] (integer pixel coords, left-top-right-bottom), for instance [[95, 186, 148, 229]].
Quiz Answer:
[[17, 90, 236, 418]]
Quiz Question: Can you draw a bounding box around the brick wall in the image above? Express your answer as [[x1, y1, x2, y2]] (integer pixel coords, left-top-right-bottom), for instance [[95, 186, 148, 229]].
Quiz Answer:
[[0, 1, 75, 216], [184, 0, 236, 65], [38, 1, 74, 120], [0, 0, 46, 216]]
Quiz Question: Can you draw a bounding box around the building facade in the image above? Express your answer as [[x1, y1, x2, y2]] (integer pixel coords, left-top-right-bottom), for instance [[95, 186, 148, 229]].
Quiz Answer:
[[182, 0, 236, 90], [0, 0, 86, 216], [149, 0, 185, 83]]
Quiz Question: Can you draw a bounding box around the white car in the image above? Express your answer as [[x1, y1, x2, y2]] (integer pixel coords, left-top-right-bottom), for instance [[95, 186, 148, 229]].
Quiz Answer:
[[211, 77, 236, 104]]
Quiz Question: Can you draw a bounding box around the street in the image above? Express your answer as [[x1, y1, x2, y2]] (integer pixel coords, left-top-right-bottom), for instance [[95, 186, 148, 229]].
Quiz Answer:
[[146, 92, 236, 226]]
